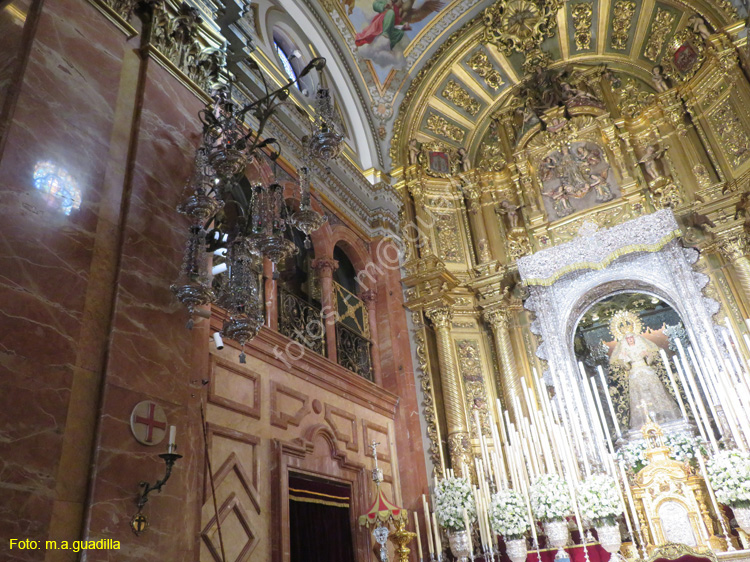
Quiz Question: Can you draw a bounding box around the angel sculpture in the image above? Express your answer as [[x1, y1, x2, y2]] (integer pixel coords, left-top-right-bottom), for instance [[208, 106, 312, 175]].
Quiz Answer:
[[638, 144, 666, 181], [355, 0, 444, 49]]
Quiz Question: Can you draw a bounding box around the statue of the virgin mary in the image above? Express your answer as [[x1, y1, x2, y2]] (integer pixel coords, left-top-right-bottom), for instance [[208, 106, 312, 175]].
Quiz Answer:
[[607, 310, 682, 431]]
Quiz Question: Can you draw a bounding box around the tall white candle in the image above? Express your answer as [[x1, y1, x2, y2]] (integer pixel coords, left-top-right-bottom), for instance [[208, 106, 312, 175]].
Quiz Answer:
[[432, 511, 442, 555], [696, 453, 724, 541], [579, 362, 608, 468], [675, 340, 719, 452], [423, 494, 434, 556], [589, 376, 615, 456], [597, 365, 622, 439], [414, 511, 424, 559], [618, 460, 641, 534], [658, 349, 688, 420], [168, 425, 176, 453], [463, 509, 473, 555], [673, 360, 709, 442]]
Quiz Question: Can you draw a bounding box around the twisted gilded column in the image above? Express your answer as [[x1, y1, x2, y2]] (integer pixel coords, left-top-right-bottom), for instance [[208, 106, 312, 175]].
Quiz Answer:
[[719, 230, 750, 302], [425, 305, 472, 476], [483, 306, 522, 423], [312, 258, 338, 361]]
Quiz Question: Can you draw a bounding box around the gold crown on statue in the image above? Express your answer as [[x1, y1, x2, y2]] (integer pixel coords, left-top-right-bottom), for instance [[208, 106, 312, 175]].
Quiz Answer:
[[608, 309, 643, 341]]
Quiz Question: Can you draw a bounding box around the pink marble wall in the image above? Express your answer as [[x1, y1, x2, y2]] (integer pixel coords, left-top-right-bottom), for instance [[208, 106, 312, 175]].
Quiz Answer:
[[82, 58, 206, 561], [0, 0, 126, 558], [0, 0, 205, 560]]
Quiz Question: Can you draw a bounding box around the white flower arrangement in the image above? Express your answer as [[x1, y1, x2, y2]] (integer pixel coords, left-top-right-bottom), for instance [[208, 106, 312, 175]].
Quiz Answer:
[[434, 476, 476, 531], [616, 433, 706, 471], [489, 489, 529, 539], [665, 433, 707, 463], [707, 450, 750, 508], [530, 474, 572, 522], [576, 474, 623, 527]]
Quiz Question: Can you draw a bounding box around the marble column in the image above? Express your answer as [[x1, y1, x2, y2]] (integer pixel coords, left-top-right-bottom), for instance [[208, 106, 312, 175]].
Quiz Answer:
[[719, 230, 750, 302], [463, 184, 493, 264], [312, 258, 339, 362], [483, 306, 523, 422], [425, 305, 471, 477], [360, 289, 382, 385]]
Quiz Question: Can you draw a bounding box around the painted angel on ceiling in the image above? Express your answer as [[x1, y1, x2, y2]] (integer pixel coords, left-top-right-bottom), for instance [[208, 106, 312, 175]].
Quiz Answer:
[[354, 0, 444, 49]]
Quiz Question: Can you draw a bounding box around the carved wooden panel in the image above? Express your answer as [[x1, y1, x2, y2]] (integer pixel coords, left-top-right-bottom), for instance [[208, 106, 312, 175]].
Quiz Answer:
[[209, 357, 261, 419], [270, 381, 310, 429], [324, 403, 359, 453], [204, 423, 261, 514], [202, 492, 258, 562]]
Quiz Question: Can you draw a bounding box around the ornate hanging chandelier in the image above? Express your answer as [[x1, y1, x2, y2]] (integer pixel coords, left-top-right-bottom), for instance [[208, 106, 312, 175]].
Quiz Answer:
[[172, 56, 332, 361]]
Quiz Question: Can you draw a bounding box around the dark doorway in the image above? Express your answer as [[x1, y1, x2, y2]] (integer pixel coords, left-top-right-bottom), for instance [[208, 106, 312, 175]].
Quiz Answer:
[[289, 472, 355, 562]]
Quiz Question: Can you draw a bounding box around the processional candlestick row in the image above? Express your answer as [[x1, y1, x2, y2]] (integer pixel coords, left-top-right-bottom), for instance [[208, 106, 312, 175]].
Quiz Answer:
[[422, 316, 750, 562]]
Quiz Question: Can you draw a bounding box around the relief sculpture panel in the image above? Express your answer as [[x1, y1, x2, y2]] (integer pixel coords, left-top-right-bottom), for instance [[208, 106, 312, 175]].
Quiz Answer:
[[538, 141, 620, 219]]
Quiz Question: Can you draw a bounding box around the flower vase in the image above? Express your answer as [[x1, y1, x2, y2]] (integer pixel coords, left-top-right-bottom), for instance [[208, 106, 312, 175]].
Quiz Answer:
[[732, 506, 750, 535], [595, 524, 622, 561], [544, 520, 570, 560], [505, 537, 528, 562], [449, 529, 472, 562]]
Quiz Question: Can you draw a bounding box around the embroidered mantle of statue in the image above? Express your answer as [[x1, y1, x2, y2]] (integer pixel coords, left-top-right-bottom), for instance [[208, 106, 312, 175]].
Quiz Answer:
[[607, 310, 682, 431], [539, 141, 620, 218]]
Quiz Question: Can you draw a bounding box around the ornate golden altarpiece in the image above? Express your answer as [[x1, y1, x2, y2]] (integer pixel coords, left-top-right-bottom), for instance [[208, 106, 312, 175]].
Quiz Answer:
[[391, 0, 750, 488]]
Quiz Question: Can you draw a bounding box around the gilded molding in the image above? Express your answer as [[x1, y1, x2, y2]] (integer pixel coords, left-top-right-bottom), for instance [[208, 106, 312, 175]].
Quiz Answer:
[[571, 3, 594, 51], [483, 0, 564, 71], [413, 313, 444, 477], [455, 339, 491, 434], [707, 97, 750, 169], [442, 80, 481, 116], [610, 0, 636, 50], [87, 0, 139, 37], [426, 113, 466, 142], [718, 231, 750, 262], [644, 8, 675, 62], [467, 51, 505, 90], [143, 2, 224, 97]]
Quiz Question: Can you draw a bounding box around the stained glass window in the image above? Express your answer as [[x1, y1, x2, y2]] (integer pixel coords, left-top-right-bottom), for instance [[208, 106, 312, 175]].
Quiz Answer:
[[274, 41, 297, 83], [33, 161, 82, 216]]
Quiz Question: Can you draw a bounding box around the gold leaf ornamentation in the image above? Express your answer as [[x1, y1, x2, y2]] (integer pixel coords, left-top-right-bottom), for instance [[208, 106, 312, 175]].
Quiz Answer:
[[467, 51, 505, 90], [426, 114, 466, 142], [442, 80, 481, 116], [571, 3, 593, 51], [643, 8, 675, 62], [610, 0, 636, 50]]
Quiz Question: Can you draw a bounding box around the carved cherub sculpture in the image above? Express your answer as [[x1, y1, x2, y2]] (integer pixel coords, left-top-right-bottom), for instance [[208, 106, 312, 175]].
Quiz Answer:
[[638, 144, 666, 181], [407, 139, 420, 166], [457, 147, 471, 173], [651, 66, 669, 93], [688, 15, 711, 40]]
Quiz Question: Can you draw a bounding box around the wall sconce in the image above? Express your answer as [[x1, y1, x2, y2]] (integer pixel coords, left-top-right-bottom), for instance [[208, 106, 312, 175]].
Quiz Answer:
[[131, 426, 182, 536]]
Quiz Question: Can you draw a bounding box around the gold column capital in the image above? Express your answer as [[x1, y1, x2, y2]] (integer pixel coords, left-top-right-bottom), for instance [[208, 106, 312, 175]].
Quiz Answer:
[[718, 230, 750, 262], [482, 306, 511, 330], [426, 305, 453, 329]]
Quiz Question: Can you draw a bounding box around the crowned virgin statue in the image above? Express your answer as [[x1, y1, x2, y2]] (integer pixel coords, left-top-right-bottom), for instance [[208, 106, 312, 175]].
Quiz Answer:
[[607, 310, 682, 431]]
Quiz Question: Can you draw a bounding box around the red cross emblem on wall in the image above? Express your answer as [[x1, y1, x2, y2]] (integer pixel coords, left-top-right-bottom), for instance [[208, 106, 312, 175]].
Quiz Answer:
[[129, 401, 168, 446]]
